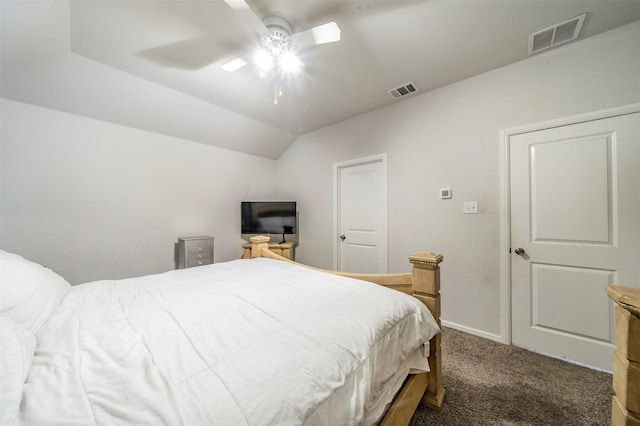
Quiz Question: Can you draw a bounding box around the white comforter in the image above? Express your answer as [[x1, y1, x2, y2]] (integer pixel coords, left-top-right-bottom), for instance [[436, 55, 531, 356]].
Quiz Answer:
[[20, 258, 439, 425]]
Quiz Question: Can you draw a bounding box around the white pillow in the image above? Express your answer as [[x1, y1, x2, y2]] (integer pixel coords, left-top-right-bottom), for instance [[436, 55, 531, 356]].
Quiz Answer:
[[0, 314, 36, 425], [0, 250, 70, 334]]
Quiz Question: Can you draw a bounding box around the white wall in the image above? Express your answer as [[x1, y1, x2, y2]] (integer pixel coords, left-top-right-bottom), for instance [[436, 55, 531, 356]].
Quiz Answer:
[[275, 21, 640, 339], [1, 99, 277, 284]]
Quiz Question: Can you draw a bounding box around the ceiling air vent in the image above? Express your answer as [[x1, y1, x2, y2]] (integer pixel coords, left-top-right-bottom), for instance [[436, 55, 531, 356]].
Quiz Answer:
[[388, 81, 419, 99], [528, 13, 587, 55]]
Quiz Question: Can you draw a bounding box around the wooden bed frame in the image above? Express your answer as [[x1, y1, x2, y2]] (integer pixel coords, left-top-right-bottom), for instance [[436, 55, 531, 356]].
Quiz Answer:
[[245, 236, 445, 425]]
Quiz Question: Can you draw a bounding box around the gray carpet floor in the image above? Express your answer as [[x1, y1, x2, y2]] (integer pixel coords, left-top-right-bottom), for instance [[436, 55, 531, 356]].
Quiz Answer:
[[409, 327, 612, 425]]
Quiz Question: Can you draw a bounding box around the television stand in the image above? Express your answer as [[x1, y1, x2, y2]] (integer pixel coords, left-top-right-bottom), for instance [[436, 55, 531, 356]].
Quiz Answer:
[[242, 240, 295, 261]]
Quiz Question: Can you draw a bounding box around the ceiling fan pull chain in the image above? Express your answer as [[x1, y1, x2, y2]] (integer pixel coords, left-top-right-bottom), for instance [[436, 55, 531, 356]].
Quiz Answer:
[[274, 73, 283, 105]]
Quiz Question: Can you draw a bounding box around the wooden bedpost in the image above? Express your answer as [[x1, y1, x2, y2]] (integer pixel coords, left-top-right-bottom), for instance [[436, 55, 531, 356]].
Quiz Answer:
[[409, 251, 445, 411], [249, 235, 270, 258]]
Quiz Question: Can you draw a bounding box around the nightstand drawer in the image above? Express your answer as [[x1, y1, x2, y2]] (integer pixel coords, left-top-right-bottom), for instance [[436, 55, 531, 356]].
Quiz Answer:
[[176, 236, 214, 269], [613, 351, 640, 415], [187, 244, 211, 254], [612, 395, 640, 426], [615, 305, 640, 362], [187, 257, 212, 268], [188, 251, 211, 262]]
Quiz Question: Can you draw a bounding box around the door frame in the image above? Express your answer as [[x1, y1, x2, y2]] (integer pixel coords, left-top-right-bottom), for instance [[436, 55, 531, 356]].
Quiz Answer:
[[332, 153, 388, 271], [499, 103, 640, 346]]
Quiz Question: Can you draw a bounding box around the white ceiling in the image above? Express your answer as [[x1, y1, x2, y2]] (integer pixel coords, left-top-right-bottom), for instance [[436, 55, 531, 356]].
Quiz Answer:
[[2, 1, 640, 159]]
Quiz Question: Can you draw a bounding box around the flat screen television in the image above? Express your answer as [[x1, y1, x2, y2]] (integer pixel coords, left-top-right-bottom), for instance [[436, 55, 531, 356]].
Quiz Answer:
[[241, 201, 297, 240]]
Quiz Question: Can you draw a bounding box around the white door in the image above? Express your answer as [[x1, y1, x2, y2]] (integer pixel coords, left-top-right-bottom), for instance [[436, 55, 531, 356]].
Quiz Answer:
[[335, 155, 387, 273], [510, 112, 640, 371]]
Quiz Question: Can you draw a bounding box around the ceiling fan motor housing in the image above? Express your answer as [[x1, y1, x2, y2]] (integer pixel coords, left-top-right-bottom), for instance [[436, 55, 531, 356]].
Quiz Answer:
[[262, 15, 293, 56]]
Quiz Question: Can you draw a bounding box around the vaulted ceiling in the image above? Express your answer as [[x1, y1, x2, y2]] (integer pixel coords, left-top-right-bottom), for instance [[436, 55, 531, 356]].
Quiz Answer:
[[2, 1, 640, 159]]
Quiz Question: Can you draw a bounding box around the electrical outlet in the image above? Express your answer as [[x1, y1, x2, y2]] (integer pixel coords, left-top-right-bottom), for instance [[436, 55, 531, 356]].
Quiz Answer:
[[463, 201, 479, 214]]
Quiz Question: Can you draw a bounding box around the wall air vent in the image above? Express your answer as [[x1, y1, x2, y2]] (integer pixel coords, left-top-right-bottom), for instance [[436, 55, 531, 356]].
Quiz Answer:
[[528, 13, 587, 55], [387, 81, 419, 99]]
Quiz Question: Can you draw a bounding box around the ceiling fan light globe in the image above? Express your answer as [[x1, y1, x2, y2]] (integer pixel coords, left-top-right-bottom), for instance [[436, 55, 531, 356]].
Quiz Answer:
[[280, 51, 302, 74], [271, 44, 283, 57], [254, 49, 274, 72]]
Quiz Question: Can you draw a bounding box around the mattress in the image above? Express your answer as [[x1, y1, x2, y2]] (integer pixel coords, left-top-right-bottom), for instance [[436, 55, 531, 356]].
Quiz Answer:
[[20, 257, 439, 425]]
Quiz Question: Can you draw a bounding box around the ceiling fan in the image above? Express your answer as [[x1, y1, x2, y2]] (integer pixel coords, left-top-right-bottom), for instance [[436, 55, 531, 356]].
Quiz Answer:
[[221, 0, 341, 82]]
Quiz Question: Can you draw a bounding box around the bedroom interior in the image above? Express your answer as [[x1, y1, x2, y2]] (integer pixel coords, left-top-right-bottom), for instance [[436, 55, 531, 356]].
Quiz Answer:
[[1, 0, 640, 424]]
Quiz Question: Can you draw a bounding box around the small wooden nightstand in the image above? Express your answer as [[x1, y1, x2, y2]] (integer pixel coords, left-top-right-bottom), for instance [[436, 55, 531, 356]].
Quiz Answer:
[[176, 236, 213, 269], [606, 284, 640, 426], [242, 241, 295, 261]]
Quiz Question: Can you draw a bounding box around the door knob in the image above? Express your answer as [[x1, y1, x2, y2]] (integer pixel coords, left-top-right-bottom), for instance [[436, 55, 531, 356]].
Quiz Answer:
[[514, 248, 526, 256], [340, 235, 346, 241]]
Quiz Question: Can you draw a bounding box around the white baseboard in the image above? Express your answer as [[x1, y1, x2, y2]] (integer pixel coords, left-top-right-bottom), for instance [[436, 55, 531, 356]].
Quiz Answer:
[[441, 320, 504, 343]]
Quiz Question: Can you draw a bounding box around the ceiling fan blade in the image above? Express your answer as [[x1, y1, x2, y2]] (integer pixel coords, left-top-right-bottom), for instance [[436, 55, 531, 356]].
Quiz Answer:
[[223, 0, 268, 34], [291, 22, 341, 48], [221, 56, 249, 72], [140, 36, 242, 70]]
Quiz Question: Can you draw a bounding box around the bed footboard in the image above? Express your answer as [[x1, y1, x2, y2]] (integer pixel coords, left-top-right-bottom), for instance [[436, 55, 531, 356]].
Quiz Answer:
[[246, 236, 445, 420]]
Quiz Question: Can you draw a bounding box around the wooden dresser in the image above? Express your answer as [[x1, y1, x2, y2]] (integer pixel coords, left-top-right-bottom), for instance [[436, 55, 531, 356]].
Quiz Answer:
[[606, 284, 640, 426], [242, 241, 294, 261], [176, 236, 214, 268]]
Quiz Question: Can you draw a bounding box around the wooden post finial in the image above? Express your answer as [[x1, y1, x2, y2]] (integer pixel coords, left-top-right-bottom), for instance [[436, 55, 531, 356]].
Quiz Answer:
[[409, 252, 443, 270], [250, 235, 270, 258]]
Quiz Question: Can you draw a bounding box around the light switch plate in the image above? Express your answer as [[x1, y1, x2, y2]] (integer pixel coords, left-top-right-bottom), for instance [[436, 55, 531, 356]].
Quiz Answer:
[[463, 201, 479, 214]]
